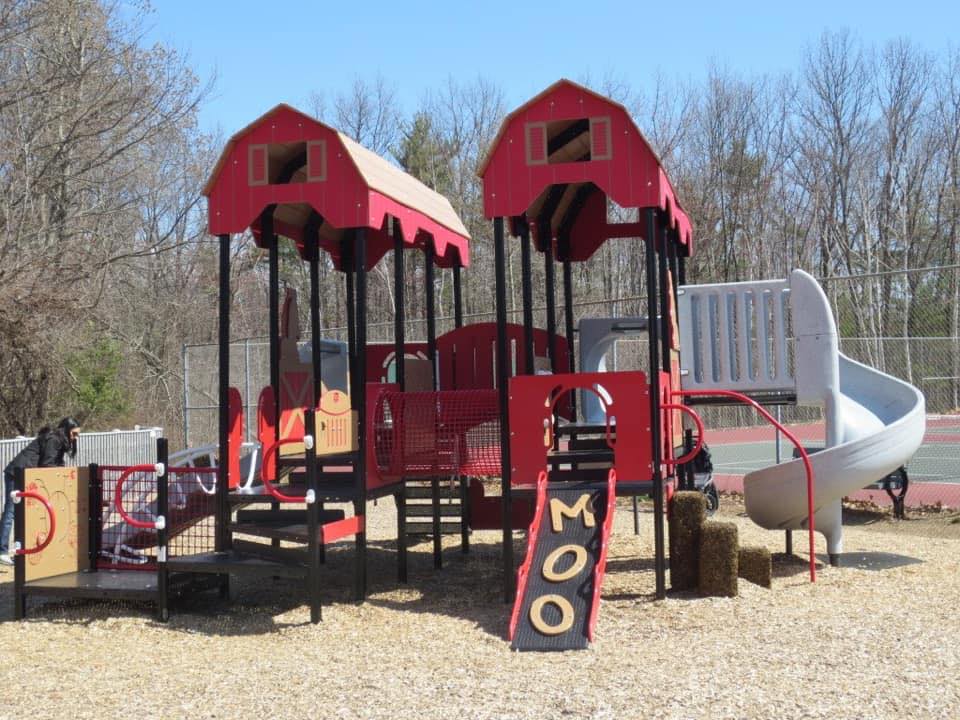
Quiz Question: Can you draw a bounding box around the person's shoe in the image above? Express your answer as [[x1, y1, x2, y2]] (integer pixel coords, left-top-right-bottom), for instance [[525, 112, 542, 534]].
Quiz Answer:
[[0, 553, 13, 566]]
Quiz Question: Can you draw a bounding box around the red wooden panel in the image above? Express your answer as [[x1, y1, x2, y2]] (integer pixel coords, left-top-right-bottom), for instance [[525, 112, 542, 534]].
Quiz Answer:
[[507, 371, 652, 487], [227, 387, 243, 489], [590, 117, 611, 160], [526, 123, 547, 165], [248, 145, 267, 186]]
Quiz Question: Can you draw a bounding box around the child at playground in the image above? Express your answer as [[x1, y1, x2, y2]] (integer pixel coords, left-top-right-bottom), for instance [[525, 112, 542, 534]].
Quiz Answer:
[[0, 417, 81, 565]]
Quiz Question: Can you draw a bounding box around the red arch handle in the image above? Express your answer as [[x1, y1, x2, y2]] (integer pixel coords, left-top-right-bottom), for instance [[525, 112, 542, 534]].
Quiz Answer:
[[12, 491, 56, 555], [114, 464, 164, 530], [261, 436, 313, 503], [661, 403, 705, 467]]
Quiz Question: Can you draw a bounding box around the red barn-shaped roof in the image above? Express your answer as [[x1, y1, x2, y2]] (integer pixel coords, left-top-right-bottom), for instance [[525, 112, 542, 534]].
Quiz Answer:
[[204, 104, 470, 269], [479, 79, 692, 258]]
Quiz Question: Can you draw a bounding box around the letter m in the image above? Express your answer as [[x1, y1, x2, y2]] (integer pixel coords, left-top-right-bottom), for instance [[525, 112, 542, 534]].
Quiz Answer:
[[549, 494, 595, 533]]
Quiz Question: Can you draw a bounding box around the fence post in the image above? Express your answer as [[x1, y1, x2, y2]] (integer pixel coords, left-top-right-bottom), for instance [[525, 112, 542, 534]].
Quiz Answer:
[[182, 343, 190, 448]]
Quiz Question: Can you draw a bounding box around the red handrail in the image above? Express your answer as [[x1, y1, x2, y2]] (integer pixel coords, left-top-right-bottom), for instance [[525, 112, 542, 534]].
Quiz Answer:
[[508, 470, 549, 641], [661, 403, 705, 467], [114, 464, 166, 530], [671, 388, 816, 582], [11, 490, 56, 556], [260, 436, 315, 503]]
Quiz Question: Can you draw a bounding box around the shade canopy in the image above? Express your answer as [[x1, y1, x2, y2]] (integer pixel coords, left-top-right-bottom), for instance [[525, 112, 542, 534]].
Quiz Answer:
[[204, 104, 471, 269], [479, 79, 692, 260]]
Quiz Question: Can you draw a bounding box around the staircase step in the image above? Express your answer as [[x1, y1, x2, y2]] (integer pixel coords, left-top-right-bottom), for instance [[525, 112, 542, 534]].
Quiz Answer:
[[165, 548, 306, 578], [403, 504, 463, 518], [405, 522, 463, 536]]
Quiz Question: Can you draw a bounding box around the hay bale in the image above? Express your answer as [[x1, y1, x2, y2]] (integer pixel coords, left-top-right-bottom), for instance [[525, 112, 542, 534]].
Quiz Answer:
[[668, 491, 707, 591], [738, 545, 772, 588], [698, 520, 739, 597]]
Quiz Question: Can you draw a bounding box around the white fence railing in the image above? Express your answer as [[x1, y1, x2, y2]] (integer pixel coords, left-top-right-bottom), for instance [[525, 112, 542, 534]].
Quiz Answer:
[[1, 426, 162, 514]]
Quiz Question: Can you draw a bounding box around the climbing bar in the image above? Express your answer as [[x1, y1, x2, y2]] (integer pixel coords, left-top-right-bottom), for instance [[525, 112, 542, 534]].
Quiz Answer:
[[11, 490, 57, 556], [260, 435, 316, 503], [114, 464, 167, 530]]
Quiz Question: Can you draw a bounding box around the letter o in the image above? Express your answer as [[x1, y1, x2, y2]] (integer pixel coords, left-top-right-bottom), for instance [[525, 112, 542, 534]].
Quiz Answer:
[[541, 544, 588, 582], [529, 594, 575, 636]]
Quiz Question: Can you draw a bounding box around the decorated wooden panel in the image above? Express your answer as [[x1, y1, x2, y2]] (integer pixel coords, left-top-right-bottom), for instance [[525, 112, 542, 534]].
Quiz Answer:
[[23, 466, 89, 582]]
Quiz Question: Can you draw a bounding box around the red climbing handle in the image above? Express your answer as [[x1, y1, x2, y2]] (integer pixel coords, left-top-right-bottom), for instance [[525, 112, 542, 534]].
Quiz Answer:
[[11, 491, 56, 555], [661, 403, 705, 467], [261, 436, 316, 504], [114, 464, 166, 530]]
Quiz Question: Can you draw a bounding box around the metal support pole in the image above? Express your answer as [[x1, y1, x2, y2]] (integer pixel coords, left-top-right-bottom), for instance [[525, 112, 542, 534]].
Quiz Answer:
[[658, 224, 672, 374], [494, 217, 514, 602], [243, 339, 252, 443], [13, 467, 25, 619], [88, 463, 101, 571], [425, 244, 442, 569], [353, 229, 368, 601], [519, 220, 535, 375], [305, 408, 322, 623], [453, 264, 464, 329], [543, 224, 558, 372], [393, 228, 407, 583], [562, 252, 576, 418], [645, 209, 666, 600], [182, 344, 190, 447], [266, 214, 280, 443], [217, 233, 231, 554], [310, 242, 323, 406], [344, 239, 356, 363], [156, 437, 169, 622]]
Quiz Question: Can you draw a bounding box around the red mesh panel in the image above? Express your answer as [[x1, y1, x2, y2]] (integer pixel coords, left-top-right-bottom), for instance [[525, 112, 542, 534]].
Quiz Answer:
[[97, 465, 218, 569], [374, 389, 501, 479]]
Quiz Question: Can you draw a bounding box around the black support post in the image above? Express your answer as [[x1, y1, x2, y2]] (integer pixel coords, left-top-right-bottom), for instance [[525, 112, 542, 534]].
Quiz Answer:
[[561, 251, 576, 418], [305, 408, 322, 623], [425, 244, 442, 569], [156, 437, 169, 622], [658, 224, 672, 375], [13, 467, 25, 619], [519, 220, 535, 375], [217, 233, 231, 554], [88, 463, 101, 571], [453, 264, 464, 329], [310, 236, 323, 406], [542, 225, 558, 372], [266, 215, 280, 444], [494, 217, 514, 602], [645, 209, 666, 600], [393, 228, 408, 583], [344, 240, 356, 364], [353, 229, 368, 601]]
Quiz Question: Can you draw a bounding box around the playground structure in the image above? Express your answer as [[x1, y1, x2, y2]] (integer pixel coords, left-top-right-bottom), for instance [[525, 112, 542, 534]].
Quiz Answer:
[[10, 80, 926, 650]]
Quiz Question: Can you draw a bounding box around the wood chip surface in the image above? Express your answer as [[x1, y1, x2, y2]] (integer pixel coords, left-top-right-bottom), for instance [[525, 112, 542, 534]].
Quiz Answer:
[[1, 496, 958, 719]]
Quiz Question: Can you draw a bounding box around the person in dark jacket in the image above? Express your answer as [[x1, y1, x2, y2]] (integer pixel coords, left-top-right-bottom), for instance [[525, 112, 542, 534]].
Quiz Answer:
[[0, 417, 80, 564]]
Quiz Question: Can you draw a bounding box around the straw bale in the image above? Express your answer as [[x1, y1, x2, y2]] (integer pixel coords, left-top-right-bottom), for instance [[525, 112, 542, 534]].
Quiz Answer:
[[738, 545, 772, 588], [698, 520, 739, 597], [668, 491, 706, 591]]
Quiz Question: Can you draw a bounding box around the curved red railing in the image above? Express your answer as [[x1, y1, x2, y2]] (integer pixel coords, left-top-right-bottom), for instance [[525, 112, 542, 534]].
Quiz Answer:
[[508, 470, 549, 641], [114, 464, 165, 530], [671, 388, 817, 583], [661, 403, 705, 467], [260, 436, 314, 503], [12, 491, 56, 555]]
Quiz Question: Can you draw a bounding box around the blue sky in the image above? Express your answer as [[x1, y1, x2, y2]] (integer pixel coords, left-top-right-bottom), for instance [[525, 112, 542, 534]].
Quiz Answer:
[[144, 0, 958, 137]]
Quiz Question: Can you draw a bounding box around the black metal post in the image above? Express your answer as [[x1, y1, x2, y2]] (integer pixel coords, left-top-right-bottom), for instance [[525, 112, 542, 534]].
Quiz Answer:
[[562, 253, 576, 416], [88, 463, 100, 571], [344, 241, 356, 364], [658, 223, 672, 375], [494, 217, 514, 602], [353, 229, 368, 601], [266, 214, 281, 444], [13, 467, 25, 619], [393, 228, 408, 583], [310, 241, 323, 406], [217, 233, 231, 554], [156, 437, 169, 622], [453, 264, 464, 329], [425, 244, 442, 569], [645, 209, 666, 600], [305, 408, 322, 623], [542, 224, 558, 372], [519, 220, 535, 375]]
